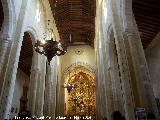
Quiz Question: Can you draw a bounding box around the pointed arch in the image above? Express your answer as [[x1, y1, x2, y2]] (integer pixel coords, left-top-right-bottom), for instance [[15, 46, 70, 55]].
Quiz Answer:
[[1, 0, 15, 39], [62, 62, 97, 80]]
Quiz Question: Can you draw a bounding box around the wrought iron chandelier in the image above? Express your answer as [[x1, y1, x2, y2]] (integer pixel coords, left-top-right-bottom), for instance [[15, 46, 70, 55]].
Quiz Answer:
[[63, 82, 76, 93], [34, 20, 67, 64], [63, 69, 76, 93]]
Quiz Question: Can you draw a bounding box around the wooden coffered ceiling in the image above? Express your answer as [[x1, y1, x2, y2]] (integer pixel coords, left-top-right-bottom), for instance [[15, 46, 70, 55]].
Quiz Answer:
[[133, 0, 160, 49], [49, 0, 160, 49], [49, 0, 96, 47]]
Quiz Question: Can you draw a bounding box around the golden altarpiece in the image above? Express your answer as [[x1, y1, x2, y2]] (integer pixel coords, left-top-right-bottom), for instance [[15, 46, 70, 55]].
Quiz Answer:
[[64, 66, 96, 119]]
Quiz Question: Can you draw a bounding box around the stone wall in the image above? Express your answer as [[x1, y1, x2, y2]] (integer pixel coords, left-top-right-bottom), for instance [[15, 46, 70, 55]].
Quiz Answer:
[[146, 33, 160, 99], [61, 44, 96, 71]]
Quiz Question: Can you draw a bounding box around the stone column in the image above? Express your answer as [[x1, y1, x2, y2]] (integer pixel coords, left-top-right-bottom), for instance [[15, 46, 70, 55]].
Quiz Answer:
[[28, 51, 40, 115], [56, 58, 65, 117], [34, 56, 46, 117], [109, 0, 135, 119], [44, 58, 58, 119], [50, 58, 58, 119], [44, 64, 52, 117]]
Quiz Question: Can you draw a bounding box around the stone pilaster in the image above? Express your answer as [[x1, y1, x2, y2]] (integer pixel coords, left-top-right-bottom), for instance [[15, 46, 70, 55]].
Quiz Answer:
[[100, 31, 114, 120], [97, 47, 109, 119], [95, 1, 113, 119], [0, 36, 12, 93], [109, 34, 124, 114], [34, 72, 41, 115], [96, 22, 113, 120], [44, 58, 57, 119], [45, 58, 57, 119], [27, 50, 40, 115], [95, 2, 103, 120], [95, 19, 102, 119], [109, 0, 135, 119]]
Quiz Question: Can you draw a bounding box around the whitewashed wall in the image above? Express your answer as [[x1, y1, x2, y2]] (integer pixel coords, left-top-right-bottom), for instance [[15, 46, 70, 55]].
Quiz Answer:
[[61, 44, 96, 72]]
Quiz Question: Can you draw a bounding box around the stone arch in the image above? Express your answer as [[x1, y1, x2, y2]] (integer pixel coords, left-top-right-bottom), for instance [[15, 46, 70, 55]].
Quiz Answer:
[[23, 26, 41, 68], [0, 0, 15, 38], [19, 31, 34, 73], [24, 26, 39, 43], [62, 62, 97, 80]]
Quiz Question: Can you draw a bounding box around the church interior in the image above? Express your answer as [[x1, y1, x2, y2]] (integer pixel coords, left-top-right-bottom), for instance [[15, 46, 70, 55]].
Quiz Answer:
[[0, 0, 160, 119]]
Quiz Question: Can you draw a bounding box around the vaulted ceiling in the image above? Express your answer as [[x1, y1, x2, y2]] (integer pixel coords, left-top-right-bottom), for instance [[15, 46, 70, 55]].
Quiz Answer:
[[49, 0, 96, 47]]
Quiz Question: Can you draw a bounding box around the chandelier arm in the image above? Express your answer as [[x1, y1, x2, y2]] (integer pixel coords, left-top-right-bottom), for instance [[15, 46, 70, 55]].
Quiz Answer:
[[35, 50, 45, 55], [34, 20, 67, 65]]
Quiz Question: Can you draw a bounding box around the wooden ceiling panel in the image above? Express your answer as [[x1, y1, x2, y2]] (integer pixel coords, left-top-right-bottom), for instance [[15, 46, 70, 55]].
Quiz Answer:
[[49, 0, 96, 47], [133, 0, 160, 49]]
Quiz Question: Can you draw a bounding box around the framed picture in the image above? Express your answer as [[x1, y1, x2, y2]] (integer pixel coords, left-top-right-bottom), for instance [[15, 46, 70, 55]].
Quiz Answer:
[[135, 107, 147, 120]]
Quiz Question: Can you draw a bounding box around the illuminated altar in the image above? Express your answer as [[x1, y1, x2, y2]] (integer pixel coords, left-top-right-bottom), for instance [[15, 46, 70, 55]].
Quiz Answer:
[[64, 66, 96, 119]]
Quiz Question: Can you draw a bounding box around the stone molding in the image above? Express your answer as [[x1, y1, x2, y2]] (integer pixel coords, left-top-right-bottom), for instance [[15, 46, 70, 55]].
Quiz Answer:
[[62, 61, 97, 78]]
